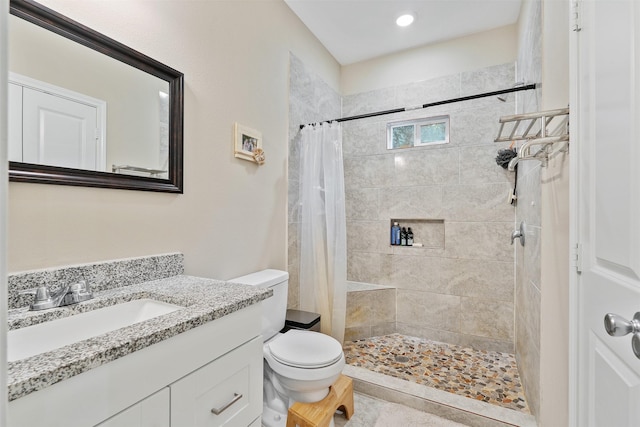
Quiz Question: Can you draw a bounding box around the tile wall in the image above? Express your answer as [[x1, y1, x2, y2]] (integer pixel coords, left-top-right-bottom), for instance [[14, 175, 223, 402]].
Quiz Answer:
[[342, 63, 517, 353], [287, 54, 342, 310], [514, 0, 543, 418], [288, 55, 516, 352], [345, 284, 396, 340]]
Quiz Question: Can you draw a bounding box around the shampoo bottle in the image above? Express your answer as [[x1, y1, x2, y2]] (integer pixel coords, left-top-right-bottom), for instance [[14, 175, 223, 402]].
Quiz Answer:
[[400, 227, 407, 246], [407, 227, 414, 246], [391, 222, 400, 245]]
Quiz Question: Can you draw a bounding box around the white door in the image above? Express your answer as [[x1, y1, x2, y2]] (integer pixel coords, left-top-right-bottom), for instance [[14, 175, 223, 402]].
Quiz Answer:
[[575, 0, 640, 425], [8, 82, 23, 162], [22, 87, 98, 170]]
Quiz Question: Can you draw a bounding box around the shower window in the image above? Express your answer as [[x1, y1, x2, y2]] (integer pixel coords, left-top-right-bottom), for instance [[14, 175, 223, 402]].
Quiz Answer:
[[387, 116, 449, 149]]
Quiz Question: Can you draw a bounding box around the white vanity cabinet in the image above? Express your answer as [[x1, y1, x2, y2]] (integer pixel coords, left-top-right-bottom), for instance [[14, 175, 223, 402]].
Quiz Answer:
[[98, 337, 262, 427], [171, 337, 262, 426], [8, 303, 263, 427], [97, 388, 170, 427]]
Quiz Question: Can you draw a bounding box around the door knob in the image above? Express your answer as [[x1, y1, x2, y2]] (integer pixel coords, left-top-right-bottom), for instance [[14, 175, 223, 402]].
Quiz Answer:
[[604, 312, 640, 359], [604, 313, 640, 336]]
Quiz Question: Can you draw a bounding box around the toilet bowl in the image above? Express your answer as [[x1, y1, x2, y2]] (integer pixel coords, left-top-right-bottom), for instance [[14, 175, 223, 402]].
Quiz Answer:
[[229, 270, 345, 427], [264, 330, 345, 403]]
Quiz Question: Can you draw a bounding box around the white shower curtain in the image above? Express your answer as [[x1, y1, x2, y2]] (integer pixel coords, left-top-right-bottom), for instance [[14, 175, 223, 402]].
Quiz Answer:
[[298, 121, 347, 344]]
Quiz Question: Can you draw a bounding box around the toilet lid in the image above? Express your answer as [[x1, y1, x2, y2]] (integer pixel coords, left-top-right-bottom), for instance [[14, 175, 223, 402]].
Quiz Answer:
[[268, 330, 343, 368]]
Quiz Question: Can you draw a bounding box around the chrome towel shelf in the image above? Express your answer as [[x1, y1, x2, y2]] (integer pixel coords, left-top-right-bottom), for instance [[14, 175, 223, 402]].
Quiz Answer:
[[495, 108, 570, 169], [112, 165, 167, 177]]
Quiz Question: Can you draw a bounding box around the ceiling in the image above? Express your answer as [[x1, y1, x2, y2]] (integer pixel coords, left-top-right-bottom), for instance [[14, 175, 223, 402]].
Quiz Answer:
[[284, 0, 523, 65]]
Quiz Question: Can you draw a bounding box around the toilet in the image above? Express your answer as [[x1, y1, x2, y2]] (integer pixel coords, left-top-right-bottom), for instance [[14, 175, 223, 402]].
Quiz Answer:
[[230, 269, 345, 427]]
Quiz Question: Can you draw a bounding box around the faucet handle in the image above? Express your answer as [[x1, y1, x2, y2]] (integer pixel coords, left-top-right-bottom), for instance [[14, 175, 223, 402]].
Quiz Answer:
[[19, 286, 62, 310], [79, 279, 91, 292], [511, 221, 526, 246], [63, 280, 93, 305], [70, 279, 91, 293], [69, 279, 91, 292], [19, 286, 52, 303], [69, 281, 84, 293]]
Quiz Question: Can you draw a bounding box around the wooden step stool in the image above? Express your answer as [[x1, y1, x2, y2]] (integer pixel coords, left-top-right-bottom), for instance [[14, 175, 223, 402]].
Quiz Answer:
[[286, 374, 354, 427]]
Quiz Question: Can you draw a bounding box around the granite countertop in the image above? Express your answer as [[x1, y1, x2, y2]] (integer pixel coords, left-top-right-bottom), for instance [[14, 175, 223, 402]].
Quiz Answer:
[[7, 275, 271, 401]]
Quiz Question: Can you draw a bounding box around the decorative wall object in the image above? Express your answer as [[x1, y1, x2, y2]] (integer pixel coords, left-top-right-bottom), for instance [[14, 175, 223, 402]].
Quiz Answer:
[[234, 122, 263, 164]]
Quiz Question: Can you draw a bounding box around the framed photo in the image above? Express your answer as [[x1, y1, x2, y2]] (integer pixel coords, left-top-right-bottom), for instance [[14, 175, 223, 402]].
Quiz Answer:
[[234, 123, 262, 162]]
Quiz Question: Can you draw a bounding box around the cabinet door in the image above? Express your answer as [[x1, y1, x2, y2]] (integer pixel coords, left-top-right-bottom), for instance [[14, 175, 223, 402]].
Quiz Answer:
[[171, 337, 263, 427], [96, 388, 169, 427]]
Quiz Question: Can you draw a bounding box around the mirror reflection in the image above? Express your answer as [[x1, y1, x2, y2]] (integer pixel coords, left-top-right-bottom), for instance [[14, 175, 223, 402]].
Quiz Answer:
[[9, 14, 170, 178]]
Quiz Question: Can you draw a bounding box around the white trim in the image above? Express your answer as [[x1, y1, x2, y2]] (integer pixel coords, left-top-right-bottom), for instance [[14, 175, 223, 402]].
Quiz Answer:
[[0, 1, 8, 425], [8, 72, 108, 172], [568, 1, 582, 425]]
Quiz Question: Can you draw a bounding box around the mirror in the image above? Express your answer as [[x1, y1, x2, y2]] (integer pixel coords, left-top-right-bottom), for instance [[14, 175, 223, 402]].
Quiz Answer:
[[8, 0, 184, 193]]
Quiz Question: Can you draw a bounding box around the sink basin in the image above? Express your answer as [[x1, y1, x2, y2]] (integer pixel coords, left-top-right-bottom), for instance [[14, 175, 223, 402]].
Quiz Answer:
[[8, 299, 182, 362]]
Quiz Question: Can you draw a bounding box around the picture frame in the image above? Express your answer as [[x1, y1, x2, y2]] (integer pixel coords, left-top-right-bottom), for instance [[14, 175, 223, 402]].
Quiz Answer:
[[234, 123, 263, 163]]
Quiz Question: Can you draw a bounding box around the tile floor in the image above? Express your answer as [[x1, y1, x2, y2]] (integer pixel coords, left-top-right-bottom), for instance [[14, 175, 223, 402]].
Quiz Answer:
[[342, 334, 529, 413], [334, 392, 471, 427]]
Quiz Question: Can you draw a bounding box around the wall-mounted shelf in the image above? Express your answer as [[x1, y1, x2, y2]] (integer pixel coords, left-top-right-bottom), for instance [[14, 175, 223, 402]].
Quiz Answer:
[[389, 218, 445, 249], [495, 108, 570, 169], [112, 165, 167, 177]]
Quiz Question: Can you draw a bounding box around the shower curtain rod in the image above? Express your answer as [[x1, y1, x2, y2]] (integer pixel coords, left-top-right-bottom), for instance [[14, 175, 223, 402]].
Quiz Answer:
[[299, 83, 537, 130]]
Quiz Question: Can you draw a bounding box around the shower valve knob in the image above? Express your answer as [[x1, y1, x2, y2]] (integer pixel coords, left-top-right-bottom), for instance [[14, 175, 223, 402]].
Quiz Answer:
[[511, 222, 526, 246]]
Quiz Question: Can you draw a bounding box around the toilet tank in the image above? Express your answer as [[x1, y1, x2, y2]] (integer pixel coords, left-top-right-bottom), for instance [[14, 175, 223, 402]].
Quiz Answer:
[[228, 269, 288, 341]]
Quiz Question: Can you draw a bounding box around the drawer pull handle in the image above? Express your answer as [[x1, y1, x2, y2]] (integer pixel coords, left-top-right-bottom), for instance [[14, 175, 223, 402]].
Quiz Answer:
[[211, 393, 243, 415]]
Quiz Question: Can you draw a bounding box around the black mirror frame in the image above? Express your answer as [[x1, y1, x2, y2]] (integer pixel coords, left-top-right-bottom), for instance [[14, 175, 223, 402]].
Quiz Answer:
[[9, 0, 184, 193]]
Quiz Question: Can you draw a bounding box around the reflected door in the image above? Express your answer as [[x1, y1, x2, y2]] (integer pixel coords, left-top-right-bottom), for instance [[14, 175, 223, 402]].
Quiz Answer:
[[8, 82, 22, 162], [22, 87, 99, 170]]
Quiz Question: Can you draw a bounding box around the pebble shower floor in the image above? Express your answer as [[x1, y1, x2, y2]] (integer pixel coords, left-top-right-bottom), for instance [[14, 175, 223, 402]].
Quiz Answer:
[[342, 333, 530, 413]]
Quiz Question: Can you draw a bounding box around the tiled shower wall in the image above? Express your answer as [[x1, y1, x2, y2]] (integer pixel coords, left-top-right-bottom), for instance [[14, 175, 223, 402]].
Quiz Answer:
[[287, 54, 342, 310], [287, 56, 520, 354], [514, 0, 543, 418], [342, 63, 517, 353]]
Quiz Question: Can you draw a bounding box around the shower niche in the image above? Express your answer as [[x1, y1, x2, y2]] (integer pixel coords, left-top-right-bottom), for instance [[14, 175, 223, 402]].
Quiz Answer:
[[389, 218, 445, 249]]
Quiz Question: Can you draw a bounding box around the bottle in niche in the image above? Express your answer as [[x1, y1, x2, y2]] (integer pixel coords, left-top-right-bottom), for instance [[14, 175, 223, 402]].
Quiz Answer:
[[400, 227, 407, 246], [391, 222, 400, 245], [407, 227, 414, 246]]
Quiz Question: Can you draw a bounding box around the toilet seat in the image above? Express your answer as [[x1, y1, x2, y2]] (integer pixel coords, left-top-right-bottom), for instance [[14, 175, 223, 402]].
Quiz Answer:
[[268, 330, 343, 368], [263, 330, 346, 383]]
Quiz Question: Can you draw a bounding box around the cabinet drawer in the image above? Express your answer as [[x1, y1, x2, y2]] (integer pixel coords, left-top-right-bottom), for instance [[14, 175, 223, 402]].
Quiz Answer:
[[96, 388, 170, 427], [171, 337, 262, 426]]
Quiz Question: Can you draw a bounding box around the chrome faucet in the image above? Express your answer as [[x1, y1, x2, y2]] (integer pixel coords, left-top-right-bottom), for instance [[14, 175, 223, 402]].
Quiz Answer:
[[20, 280, 94, 311]]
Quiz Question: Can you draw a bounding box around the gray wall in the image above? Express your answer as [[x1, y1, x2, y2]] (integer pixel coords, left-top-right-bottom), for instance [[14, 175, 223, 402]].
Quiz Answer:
[[287, 54, 342, 310], [286, 18, 542, 419], [514, 0, 543, 419], [342, 63, 517, 353]]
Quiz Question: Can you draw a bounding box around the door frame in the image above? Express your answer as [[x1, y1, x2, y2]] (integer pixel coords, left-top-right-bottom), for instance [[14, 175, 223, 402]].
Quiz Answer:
[[1, 2, 8, 425], [9, 71, 107, 171], [568, 0, 581, 425]]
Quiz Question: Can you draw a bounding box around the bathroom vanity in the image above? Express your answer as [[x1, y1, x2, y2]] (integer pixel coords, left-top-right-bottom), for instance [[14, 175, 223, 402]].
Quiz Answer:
[[7, 255, 271, 427]]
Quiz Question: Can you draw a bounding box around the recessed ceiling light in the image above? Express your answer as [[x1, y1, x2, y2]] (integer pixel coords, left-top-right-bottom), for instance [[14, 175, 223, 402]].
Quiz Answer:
[[396, 13, 415, 27]]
